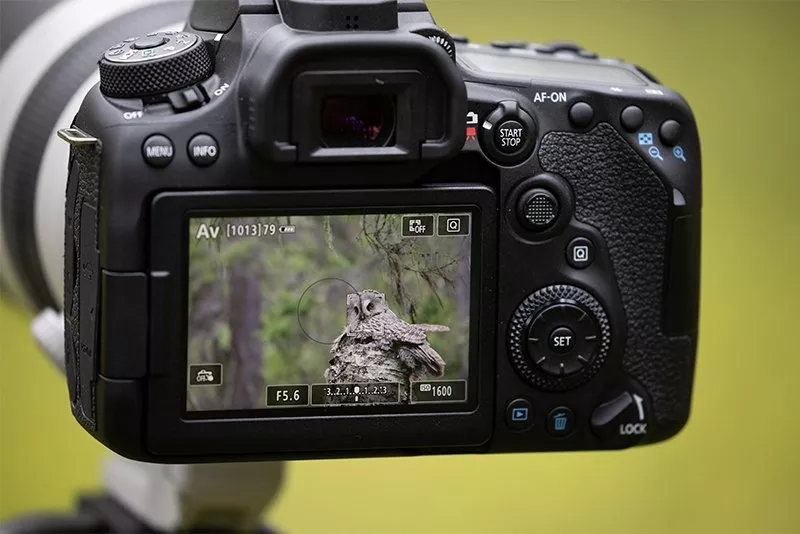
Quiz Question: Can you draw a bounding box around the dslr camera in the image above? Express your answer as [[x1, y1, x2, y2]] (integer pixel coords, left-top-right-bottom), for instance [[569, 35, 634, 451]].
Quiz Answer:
[[60, 0, 701, 462]]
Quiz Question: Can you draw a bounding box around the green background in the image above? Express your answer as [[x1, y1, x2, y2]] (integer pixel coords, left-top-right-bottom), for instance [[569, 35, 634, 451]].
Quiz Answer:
[[2, 0, 799, 532]]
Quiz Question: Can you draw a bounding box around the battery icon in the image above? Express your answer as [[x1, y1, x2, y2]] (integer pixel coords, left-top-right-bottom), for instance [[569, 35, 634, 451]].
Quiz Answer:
[[279, 225, 296, 234]]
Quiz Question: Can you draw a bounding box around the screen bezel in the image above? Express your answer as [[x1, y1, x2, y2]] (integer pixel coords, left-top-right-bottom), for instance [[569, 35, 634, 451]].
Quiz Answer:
[[146, 187, 497, 457]]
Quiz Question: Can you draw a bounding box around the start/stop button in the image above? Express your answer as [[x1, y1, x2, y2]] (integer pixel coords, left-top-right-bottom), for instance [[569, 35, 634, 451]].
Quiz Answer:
[[494, 120, 528, 154], [479, 100, 537, 166]]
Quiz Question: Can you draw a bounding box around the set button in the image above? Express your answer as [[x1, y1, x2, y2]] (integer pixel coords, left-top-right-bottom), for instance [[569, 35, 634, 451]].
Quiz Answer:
[[549, 326, 576, 354]]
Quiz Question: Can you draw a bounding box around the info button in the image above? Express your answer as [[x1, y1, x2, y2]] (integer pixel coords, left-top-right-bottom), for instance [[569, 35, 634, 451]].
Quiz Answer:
[[188, 133, 219, 167]]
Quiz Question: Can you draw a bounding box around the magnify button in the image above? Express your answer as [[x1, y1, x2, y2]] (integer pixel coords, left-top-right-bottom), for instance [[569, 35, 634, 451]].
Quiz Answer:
[[673, 146, 687, 162], [648, 146, 664, 160]]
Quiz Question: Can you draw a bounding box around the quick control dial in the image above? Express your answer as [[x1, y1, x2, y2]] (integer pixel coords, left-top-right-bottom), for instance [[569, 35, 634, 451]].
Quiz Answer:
[[507, 285, 611, 391], [99, 32, 213, 98]]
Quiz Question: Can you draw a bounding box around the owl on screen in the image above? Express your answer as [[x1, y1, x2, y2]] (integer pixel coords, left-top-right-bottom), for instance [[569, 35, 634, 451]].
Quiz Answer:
[[325, 290, 449, 401]]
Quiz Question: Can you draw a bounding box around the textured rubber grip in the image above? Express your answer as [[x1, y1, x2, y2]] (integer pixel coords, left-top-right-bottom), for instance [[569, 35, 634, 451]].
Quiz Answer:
[[64, 138, 102, 432], [539, 123, 694, 432]]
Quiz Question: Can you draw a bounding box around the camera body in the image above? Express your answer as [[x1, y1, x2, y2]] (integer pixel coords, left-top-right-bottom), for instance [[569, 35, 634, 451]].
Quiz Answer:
[[62, 0, 701, 462]]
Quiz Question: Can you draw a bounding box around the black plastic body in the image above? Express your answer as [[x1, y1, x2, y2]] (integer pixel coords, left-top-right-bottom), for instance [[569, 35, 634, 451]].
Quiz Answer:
[[62, 0, 701, 462]]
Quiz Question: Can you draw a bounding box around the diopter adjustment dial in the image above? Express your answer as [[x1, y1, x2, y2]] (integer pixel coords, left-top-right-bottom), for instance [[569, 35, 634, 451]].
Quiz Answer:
[[99, 32, 213, 98], [507, 285, 611, 391], [411, 27, 457, 61]]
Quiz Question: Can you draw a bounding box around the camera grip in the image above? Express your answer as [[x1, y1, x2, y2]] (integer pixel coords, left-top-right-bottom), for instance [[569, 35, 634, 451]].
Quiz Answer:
[[63, 138, 103, 432], [539, 123, 695, 437]]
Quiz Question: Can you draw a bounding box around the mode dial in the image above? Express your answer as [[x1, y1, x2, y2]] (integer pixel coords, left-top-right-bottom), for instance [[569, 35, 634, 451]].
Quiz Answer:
[[99, 32, 213, 99], [507, 285, 611, 391]]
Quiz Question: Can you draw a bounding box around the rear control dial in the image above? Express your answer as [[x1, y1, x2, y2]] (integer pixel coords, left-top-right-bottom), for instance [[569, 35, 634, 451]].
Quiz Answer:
[[507, 285, 611, 391], [479, 101, 536, 165]]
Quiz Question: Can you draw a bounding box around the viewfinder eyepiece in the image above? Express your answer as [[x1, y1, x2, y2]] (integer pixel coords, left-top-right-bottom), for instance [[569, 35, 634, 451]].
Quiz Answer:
[[320, 95, 396, 148]]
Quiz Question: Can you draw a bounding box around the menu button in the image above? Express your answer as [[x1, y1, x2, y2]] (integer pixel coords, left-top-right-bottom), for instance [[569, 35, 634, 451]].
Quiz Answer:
[[142, 135, 174, 168]]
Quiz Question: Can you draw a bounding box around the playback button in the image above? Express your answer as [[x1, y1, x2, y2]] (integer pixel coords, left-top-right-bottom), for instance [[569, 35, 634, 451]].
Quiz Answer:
[[506, 398, 534, 431]]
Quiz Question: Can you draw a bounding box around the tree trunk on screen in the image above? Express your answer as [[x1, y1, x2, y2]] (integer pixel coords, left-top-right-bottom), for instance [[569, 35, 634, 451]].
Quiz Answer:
[[225, 252, 264, 409]]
